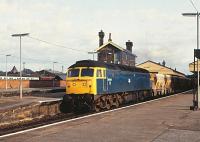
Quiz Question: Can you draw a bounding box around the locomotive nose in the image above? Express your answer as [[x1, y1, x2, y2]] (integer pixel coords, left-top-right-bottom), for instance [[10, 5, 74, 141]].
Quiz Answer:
[[66, 79, 93, 94]]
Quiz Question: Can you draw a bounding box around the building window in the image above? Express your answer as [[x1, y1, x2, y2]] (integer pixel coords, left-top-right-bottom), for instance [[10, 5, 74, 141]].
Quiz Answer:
[[126, 54, 128, 60]]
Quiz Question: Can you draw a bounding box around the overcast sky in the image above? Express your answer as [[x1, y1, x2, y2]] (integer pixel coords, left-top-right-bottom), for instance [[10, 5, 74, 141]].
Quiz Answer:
[[0, 0, 199, 74]]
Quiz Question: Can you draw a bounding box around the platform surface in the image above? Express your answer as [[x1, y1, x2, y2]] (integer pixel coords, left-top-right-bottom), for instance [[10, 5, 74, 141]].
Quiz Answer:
[[0, 95, 63, 111], [0, 87, 65, 111], [1, 92, 200, 142]]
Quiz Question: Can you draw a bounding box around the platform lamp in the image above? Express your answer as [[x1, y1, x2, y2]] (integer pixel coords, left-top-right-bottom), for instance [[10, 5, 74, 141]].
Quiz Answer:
[[11, 33, 29, 99], [5, 54, 11, 90], [53, 61, 58, 88], [182, 12, 200, 109]]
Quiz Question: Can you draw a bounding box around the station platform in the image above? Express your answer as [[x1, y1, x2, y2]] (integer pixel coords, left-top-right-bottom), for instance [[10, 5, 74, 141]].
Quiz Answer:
[[0, 92, 64, 127], [0, 87, 65, 97], [0, 96, 62, 111], [1, 91, 198, 142], [0, 87, 65, 111]]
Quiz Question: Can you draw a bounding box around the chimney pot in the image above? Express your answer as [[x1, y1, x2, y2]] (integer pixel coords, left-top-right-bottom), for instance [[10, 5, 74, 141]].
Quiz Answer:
[[126, 40, 133, 52], [108, 33, 112, 42], [98, 30, 105, 47]]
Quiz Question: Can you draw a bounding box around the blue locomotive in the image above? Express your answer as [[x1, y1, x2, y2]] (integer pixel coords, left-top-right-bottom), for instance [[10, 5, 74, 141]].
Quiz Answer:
[[63, 60, 152, 112]]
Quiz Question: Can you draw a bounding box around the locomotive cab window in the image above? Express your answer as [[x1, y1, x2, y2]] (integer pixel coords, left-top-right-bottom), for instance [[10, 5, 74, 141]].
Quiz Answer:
[[97, 69, 102, 77], [68, 69, 80, 77], [81, 68, 94, 77]]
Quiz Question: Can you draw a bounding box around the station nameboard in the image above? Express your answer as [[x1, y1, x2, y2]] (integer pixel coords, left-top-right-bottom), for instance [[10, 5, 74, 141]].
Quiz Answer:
[[195, 49, 200, 59]]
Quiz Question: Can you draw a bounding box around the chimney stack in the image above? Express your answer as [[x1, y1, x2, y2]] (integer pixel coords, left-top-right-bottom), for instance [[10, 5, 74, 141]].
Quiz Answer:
[[162, 60, 166, 66], [108, 33, 112, 42], [98, 30, 105, 47], [126, 40, 133, 52]]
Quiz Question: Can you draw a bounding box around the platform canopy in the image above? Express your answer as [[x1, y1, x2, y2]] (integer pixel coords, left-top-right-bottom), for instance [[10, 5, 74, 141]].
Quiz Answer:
[[189, 61, 200, 73]]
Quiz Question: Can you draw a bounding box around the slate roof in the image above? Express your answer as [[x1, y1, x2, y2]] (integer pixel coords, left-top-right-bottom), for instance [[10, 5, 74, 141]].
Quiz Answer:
[[95, 41, 137, 57]]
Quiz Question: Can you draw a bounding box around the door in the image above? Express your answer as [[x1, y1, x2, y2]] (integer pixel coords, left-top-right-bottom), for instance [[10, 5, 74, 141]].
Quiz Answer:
[[103, 69, 108, 92]]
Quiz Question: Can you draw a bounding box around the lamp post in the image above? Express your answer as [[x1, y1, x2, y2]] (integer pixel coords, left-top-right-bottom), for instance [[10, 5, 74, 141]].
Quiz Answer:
[[53, 61, 58, 88], [182, 12, 200, 109], [5, 54, 11, 90], [11, 33, 29, 99]]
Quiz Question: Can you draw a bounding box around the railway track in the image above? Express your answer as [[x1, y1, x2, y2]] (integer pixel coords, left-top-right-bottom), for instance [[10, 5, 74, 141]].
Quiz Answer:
[[0, 90, 192, 138]]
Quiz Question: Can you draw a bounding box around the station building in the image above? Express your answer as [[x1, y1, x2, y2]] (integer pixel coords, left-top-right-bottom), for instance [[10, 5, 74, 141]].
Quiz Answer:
[[96, 30, 137, 66], [137, 60, 186, 77]]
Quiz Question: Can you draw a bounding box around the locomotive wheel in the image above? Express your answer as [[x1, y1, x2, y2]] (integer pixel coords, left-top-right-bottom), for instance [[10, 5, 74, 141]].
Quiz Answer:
[[94, 99, 101, 112], [105, 96, 112, 110], [94, 104, 100, 112], [100, 96, 106, 109], [113, 94, 119, 108], [117, 94, 123, 105], [114, 98, 119, 108], [108, 95, 114, 107], [106, 99, 111, 110]]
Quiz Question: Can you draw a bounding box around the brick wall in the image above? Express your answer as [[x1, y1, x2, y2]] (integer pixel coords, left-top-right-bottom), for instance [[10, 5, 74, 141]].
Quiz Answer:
[[0, 80, 66, 89]]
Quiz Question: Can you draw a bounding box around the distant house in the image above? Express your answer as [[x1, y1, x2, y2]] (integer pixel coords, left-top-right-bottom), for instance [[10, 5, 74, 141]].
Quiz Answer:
[[22, 68, 34, 75], [36, 69, 66, 80], [0, 66, 39, 80], [9, 66, 18, 74], [96, 30, 137, 67], [8, 66, 38, 77]]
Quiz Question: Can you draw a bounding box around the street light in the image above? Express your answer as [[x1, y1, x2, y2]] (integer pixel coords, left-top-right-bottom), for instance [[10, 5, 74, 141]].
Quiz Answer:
[[5, 54, 11, 90], [53, 61, 58, 88], [11, 33, 29, 99], [182, 12, 200, 109]]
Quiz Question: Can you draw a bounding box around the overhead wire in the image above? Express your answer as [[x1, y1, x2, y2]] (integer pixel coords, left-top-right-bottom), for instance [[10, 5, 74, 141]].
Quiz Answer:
[[189, 0, 199, 12], [0, 48, 12, 53], [4, 33, 95, 69], [27, 36, 90, 53], [10, 55, 62, 64]]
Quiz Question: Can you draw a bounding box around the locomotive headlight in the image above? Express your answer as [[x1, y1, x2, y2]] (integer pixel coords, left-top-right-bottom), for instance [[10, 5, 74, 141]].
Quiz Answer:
[[128, 78, 131, 84], [72, 82, 76, 86], [88, 80, 92, 85]]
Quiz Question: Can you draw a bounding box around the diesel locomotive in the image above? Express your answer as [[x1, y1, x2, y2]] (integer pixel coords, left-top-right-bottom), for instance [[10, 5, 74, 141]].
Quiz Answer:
[[62, 60, 191, 112]]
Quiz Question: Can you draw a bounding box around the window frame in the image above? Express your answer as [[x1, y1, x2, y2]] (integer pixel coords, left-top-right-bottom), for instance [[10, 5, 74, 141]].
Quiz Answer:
[[67, 68, 80, 77], [81, 68, 94, 77]]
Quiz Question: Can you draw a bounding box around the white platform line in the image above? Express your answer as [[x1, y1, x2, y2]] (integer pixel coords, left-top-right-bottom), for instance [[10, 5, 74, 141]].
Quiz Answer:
[[0, 90, 192, 139], [38, 98, 62, 103]]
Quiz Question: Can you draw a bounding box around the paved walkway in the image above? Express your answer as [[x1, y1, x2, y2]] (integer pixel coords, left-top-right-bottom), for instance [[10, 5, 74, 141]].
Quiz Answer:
[[1, 92, 199, 142]]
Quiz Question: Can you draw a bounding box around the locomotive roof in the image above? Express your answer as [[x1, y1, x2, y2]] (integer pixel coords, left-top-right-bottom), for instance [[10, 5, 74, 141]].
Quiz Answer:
[[69, 60, 149, 73]]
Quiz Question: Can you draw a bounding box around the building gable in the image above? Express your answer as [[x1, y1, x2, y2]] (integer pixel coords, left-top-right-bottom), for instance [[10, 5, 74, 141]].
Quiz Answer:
[[96, 41, 124, 52]]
